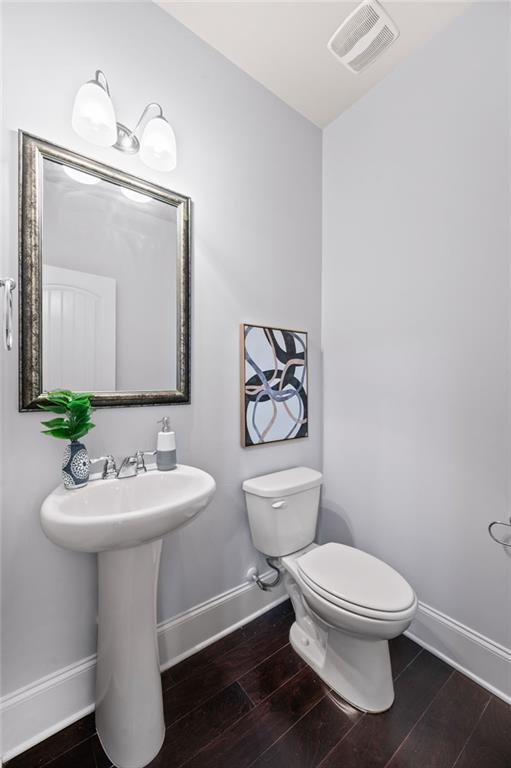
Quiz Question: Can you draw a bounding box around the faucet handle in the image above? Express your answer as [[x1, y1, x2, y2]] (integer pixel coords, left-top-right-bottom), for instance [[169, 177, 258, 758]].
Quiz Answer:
[[90, 455, 117, 479], [103, 455, 118, 478], [135, 450, 157, 473]]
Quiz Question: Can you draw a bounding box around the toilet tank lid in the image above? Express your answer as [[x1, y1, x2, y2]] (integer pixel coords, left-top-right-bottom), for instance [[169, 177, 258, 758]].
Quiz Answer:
[[242, 467, 322, 498]]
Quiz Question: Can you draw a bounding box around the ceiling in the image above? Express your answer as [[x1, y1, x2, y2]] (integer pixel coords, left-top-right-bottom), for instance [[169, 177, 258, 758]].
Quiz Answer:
[[157, 1, 470, 127]]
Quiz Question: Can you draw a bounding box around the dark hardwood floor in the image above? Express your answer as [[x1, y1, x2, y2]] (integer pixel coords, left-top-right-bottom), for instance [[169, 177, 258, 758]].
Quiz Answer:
[[6, 600, 511, 768]]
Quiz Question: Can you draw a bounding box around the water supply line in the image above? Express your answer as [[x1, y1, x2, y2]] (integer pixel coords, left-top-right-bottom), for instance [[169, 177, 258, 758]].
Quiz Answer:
[[247, 559, 282, 591]]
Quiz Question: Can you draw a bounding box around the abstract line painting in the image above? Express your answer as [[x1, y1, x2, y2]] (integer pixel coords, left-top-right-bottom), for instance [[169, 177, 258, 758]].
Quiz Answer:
[[241, 324, 308, 447]]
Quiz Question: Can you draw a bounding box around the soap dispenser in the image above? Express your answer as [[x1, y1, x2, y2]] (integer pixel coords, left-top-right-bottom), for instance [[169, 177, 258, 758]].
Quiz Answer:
[[156, 417, 177, 471]]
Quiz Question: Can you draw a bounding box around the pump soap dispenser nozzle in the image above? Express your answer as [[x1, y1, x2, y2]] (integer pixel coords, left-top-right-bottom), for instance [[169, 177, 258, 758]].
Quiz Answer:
[[156, 417, 177, 471]]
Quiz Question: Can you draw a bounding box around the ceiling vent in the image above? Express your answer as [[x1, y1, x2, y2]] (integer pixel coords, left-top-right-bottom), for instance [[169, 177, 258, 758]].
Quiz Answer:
[[327, 0, 399, 74]]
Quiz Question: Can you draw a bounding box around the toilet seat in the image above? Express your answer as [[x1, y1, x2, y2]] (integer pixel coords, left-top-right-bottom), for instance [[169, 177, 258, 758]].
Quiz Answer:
[[296, 543, 416, 622]]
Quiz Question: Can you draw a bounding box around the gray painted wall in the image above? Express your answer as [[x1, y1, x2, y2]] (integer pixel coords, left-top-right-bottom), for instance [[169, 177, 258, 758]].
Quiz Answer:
[[1, 1, 322, 694], [322, 3, 510, 648]]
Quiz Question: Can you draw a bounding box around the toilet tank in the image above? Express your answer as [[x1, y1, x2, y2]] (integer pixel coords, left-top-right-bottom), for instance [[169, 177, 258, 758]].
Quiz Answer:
[[242, 467, 323, 557]]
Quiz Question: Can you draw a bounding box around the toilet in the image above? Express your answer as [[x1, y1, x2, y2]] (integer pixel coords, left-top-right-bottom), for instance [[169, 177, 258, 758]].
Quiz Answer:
[[242, 466, 417, 713]]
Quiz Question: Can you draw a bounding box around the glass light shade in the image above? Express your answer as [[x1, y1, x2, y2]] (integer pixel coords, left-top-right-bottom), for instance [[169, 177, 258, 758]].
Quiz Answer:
[[72, 81, 117, 147], [139, 116, 177, 172], [63, 166, 100, 185], [121, 188, 152, 203]]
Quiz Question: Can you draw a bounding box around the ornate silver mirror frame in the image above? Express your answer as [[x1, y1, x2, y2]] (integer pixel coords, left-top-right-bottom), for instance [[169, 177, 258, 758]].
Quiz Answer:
[[18, 131, 191, 411]]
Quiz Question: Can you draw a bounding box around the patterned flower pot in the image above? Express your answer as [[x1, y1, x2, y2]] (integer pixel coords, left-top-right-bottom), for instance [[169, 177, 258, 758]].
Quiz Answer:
[[62, 441, 90, 490]]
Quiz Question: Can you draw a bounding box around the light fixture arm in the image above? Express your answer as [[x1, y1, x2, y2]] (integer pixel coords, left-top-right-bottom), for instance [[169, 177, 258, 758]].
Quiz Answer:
[[133, 103, 164, 134], [114, 103, 165, 156], [93, 70, 111, 95]]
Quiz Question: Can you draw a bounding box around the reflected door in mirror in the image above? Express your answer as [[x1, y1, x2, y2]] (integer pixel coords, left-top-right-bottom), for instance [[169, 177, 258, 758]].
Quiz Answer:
[[42, 265, 116, 392]]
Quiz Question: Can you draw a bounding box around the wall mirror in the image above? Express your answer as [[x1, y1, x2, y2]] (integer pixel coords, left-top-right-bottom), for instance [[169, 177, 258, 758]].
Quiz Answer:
[[18, 131, 190, 410]]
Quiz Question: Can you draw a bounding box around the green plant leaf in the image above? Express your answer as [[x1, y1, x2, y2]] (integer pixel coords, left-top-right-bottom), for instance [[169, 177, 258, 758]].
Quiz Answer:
[[68, 404, 91, 416], [37, 404, 67, 414], [70, 413, 91, 427], [43, 400, 70, 410], [72, 404, 92, 415], [42, 427, 71, 439], [70, 423, 95, 441], [41, 418, 67, 428]]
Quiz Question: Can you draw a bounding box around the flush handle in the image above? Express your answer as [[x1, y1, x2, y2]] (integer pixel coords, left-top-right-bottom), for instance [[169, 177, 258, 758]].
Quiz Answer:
[[271, 499, 287, 509]]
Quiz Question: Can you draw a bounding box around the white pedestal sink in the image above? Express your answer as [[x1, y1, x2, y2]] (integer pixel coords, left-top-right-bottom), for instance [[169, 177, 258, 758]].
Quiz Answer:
[[41, 465, 216, 768]]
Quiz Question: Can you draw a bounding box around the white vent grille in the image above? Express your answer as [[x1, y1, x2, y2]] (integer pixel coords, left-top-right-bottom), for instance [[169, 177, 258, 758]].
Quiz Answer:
[[332, 4, 379, 58], [349, 25, 396, 72], [328, 0, 399, 74]]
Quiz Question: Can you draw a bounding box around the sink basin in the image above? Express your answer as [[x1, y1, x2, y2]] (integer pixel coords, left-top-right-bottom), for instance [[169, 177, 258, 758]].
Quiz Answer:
[[41, 464, 216, 552], [40, 464, 215, 768]]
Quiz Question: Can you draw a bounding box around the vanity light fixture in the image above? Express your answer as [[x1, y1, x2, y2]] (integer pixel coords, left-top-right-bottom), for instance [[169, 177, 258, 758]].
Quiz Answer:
[[72, 70, 177, 172]]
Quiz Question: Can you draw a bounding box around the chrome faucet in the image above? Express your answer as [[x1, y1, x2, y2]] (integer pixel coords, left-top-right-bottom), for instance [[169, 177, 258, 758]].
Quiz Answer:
[[90, 455, 117, 480], [117, 450, 156, 479], [90, 451, 156, 481]]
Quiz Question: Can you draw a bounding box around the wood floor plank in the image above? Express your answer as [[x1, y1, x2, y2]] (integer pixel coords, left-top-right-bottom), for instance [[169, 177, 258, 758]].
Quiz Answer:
[[389, 635, 422, 679], [454, 696, 511, 768], [31, 738, 99, 768], [162, 601, 292, 688], [147, 683, 253, 768], [182, 667, 326, 768], [318, 651, 453, 768], [162, 609, 293, 725], [250, 693, 361, 768], [5, 715, 96, 768], [385, 672, 490, 768], [238, 643, 305, 705]]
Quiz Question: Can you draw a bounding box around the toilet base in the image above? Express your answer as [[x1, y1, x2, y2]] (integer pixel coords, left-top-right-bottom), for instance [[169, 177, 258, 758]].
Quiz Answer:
[[289, 620, 395, 713]]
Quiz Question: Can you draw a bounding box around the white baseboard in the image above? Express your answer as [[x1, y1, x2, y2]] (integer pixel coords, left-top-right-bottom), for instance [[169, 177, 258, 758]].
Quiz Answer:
[[406, 601, 511, 705], [1, 572, 287, 762], [1, 657, 97, 765]]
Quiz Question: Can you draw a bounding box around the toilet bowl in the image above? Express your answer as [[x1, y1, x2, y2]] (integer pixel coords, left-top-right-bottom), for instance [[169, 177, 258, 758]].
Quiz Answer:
[[242, 467, 417, 713]]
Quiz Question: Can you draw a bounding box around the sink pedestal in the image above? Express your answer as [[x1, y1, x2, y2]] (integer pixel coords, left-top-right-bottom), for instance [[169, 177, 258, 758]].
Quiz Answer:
[[41, 466, 216, 767], [96, 540, 165, 768]]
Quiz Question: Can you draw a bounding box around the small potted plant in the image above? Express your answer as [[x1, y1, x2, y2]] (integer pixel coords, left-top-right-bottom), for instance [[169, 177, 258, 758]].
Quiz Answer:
[[38, 390, 96, 490]]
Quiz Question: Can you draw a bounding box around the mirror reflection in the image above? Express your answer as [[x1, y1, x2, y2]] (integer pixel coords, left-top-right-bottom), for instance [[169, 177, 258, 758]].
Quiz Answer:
[[41, 158, 177, 393]]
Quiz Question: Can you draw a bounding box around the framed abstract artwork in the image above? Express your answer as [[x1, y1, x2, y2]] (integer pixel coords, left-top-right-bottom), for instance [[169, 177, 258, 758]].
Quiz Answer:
[[240, 324, 308, 447]]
